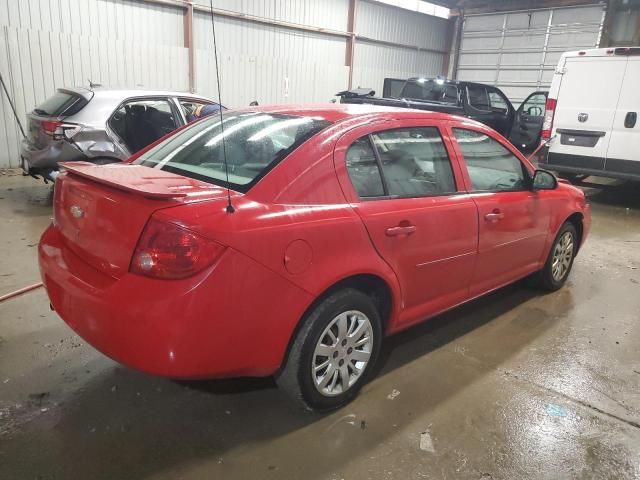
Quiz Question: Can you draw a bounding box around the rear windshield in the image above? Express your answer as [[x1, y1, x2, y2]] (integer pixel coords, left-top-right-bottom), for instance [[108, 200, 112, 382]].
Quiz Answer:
[[400, 80, 459, 104], [33, 91, 88, 117], [134, 111, 331, 191]]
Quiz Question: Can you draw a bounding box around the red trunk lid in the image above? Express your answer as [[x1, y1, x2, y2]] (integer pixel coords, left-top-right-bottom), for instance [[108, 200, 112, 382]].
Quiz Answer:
[[54, 162, 229, 278]]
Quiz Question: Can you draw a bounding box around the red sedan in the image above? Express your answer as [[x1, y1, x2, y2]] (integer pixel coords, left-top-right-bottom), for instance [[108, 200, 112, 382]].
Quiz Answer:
[[39, 105, 590, 410]]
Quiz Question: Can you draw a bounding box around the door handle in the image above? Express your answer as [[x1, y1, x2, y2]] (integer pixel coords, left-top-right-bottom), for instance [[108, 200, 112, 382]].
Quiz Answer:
[[385, 225, 417, 236], [484, 210, 504, 222], [624, 112, 637, 128]]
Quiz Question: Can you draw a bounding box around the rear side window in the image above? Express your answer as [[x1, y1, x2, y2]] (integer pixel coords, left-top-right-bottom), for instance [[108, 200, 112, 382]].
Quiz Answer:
[[467, 85, 490, 111], [33, 91, 87, 117], [488, 90, 509, 113], [135, 111, 331, 192], [346, 127, 456, 199], [346, 137, 385, 197], [178, 99, 224, 123], [372, 128, 456, 197], [452, 128, 528, 191], [109, 98, 179, 153]]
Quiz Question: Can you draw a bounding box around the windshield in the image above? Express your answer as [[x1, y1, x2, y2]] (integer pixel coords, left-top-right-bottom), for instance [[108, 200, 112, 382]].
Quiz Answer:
[[400, 80, 458, 104], [134, 111, 331, 191]]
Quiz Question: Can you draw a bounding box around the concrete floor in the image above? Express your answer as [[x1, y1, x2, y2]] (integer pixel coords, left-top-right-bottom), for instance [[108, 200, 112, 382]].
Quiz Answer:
[[1, 172, 639, 480]]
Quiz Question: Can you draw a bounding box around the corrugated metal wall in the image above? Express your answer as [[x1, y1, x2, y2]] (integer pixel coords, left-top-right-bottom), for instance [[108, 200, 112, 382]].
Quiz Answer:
[[0, 0, 449, 168], [0, 0, 189, 168], [192, 0, 350, 106], [456, 4, 606, 105], [353, 0, 448, 94]]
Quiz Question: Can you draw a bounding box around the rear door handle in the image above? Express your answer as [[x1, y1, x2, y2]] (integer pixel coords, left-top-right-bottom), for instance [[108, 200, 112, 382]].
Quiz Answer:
[[484, 210, 505, 222], [385, 225, 417, 236]]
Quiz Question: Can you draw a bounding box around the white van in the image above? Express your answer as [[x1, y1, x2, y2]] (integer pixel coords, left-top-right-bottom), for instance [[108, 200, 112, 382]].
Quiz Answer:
[[540, 47, 640, 181]]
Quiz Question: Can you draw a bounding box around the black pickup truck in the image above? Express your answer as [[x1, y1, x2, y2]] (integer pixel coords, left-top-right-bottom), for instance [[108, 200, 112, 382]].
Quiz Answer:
[[338, 77, 516, 138]]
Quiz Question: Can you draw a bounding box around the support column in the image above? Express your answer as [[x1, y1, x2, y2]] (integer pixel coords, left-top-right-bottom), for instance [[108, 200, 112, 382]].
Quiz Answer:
[[345, 0, 358, 89], [183, 1, 195, 92]]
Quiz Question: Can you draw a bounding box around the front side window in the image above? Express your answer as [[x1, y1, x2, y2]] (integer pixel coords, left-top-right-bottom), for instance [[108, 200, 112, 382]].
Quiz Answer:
[[521, 93, 546, 117], [467, 85, 490, 111], [452, 128, 528, 192], [370, 127, 456, 197], [134, 111, 330, 191], [109, 98, 178, 153], [178, 99, 224, 123]]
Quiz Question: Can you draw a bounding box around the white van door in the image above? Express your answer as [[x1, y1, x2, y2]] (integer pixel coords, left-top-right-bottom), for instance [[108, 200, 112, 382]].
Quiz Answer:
[[552, 56, 627, 170], [605, 56, 640, 175]]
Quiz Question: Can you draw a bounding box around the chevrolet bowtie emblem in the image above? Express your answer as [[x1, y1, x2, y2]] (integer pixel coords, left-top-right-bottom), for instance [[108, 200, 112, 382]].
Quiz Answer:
[[70, 205, 84, 219]]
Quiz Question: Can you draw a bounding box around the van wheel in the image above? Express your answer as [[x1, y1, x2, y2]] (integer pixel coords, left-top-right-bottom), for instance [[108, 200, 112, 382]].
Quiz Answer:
[[535, 222, 578, 291], [276, 288, 382, 412]]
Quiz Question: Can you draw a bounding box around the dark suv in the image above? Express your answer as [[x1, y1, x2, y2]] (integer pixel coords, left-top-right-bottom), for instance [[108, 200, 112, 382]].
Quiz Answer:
[[338, 77, 515, 138]]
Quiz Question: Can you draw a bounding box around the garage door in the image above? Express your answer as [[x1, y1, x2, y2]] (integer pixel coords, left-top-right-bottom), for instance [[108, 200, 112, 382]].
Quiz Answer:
[[456, 5, 606, 106]]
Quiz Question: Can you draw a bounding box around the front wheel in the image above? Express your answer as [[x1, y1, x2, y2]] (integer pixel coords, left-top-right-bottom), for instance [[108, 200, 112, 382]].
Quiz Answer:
[[536, 222, 578, 291], [276, 288, 382, 411]]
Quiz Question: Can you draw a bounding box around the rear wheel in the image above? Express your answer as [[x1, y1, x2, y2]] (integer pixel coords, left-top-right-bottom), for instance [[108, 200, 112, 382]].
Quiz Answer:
[[536, 222, 578, 291], [276, 288, 382, 411]]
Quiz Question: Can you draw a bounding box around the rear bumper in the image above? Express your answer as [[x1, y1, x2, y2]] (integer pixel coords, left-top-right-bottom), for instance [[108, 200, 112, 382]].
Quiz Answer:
[[542, 152, 640, 182], [21, 138, 87, 178], [38, 225, 313, 378]]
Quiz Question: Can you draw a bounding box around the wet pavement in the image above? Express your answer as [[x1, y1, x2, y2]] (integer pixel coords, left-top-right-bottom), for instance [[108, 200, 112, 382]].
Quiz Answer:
[[1, 172, 639, 479]]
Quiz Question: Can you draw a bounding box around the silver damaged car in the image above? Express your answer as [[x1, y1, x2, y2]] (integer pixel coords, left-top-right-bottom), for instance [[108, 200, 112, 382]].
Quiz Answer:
[[21, 87, 223, 182]]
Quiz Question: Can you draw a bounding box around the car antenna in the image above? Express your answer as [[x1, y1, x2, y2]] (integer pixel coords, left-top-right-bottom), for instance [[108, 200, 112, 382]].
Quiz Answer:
[[208, 0, 234, 213]]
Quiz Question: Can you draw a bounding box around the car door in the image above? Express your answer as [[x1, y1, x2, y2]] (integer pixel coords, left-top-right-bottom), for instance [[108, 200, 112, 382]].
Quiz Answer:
[[107, 97, 180, 156], [448, 125, 551, 296], [509, 92, 548, 153], [334, 119, 479, 326]]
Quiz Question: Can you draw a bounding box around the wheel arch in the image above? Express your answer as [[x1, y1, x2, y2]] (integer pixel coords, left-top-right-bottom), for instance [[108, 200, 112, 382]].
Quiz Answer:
[[565, 211, 584, 251], [278, 272, 397, 371]]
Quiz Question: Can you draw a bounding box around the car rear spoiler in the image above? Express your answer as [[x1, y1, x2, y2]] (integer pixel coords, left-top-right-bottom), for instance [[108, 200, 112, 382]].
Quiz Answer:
[[335, 88, 376, 98]]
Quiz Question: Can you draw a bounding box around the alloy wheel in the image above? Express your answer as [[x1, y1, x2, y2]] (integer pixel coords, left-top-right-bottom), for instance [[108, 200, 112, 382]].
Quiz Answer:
[[312, 310, 374, 397]]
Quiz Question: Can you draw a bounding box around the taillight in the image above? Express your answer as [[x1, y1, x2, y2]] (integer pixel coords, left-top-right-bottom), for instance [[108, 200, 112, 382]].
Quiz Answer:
[[541, 98, 557, 139], [42, 120, 81, 140], [130, 218, 225, 279], [42, 120, 61, 135]]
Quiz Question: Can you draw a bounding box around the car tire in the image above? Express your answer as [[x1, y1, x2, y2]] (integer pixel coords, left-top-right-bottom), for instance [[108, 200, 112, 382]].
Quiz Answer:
[[536, 222, 578, 291], [276, 288, 382, 412]]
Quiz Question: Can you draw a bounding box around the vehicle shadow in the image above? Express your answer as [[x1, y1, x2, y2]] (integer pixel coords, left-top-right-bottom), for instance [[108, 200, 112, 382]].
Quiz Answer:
[[581, 179, 640, 210], [0, 280, 568, 480]]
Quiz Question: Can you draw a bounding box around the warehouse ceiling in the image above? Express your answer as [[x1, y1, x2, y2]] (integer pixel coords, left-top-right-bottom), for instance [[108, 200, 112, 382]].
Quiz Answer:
[[427, 0, 605, 13]]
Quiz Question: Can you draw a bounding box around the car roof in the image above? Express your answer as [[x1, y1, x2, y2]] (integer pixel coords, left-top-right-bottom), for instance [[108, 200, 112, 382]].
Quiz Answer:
[[60, 86, 214, 102], [231, 103, 471, 124]]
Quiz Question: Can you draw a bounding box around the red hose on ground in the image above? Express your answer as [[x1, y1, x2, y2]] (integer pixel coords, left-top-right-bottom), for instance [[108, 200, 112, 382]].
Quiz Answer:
[[0, 282, 43, 303]]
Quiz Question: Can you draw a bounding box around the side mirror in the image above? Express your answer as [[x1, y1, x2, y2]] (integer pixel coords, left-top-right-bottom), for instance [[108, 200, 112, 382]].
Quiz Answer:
[[532, 169, 558, 190]]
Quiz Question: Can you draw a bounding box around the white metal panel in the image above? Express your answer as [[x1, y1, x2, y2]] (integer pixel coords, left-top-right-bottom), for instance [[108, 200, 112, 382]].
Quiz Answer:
[[352, 41, 444, 95], [457, 4, 606, 106], [192, 0, 349, 32], [357, 0, 449, 51]]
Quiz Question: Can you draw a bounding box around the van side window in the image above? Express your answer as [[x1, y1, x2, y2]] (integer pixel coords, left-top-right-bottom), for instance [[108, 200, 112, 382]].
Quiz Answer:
[[453, 128, 529, 192]]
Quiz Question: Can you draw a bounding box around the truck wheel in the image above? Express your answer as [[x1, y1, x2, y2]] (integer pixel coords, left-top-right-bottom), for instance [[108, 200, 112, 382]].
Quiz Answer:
[[276, 288, 382, 412]]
